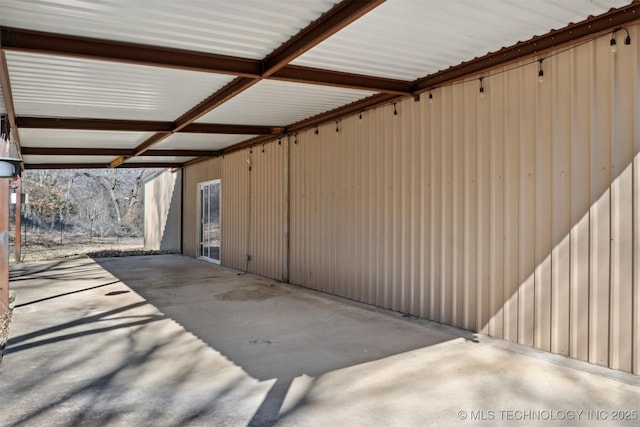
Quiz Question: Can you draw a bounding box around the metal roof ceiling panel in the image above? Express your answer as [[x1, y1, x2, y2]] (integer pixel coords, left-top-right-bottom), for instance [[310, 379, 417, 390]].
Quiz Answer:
[[154, 133, 259, 151], [0, 0, 337, 59], [22, 154, 117, 164], [18, 129, 152, 149], [6, 51, 235, 121], [292, 0, 633, 80], [195, 79, 375, 126], [124, 155, 197, 164]]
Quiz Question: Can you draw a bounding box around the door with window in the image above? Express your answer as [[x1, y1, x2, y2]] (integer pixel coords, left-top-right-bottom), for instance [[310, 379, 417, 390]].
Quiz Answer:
[[198, 180, 221, 264]]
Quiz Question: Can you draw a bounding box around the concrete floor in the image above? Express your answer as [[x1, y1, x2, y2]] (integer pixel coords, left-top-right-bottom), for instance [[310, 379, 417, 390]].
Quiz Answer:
[[0, 255, 638, 426]]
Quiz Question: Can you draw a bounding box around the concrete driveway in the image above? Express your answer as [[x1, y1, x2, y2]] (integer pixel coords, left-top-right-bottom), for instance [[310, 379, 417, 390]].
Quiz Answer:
[[0, 255, 638, 426]]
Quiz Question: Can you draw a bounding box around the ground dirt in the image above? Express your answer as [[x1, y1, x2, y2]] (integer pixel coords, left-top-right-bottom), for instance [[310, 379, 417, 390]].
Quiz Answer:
[[9, 231, 157, 264]]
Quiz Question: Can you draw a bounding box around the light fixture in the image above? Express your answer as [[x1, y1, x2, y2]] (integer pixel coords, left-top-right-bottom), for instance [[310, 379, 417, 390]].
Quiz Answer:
[[393, 103, 398, 118], [428, 90, 433, 104], [315, 126, 319, 135], [336, 121, 339, 133], [0, 116, 22, 178], [278, 138, 281, 145], [538, 58, 544, 83], [261, 144, 265, 153], [479, 77, 485, 98], [359, 111, 363, 122], [0, 157, 22, 178], [610, 27, 631, 53], [294, 134, 298, 144]]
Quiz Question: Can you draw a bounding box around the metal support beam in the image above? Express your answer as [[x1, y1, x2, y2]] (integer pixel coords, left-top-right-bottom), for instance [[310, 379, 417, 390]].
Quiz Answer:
[[1, 27, 261, 77], [0, 178, 9, 314], [173, 77, 260, 131], [25, 162, 182, 169], [15, 116, 281, 135], [21, 147, 220, 157], [0, 51, 22, 160], [14, 177, 20, 263], [270, 65, 410, 94], [262, 0, 386, 76], [15, 117, 174, 132]]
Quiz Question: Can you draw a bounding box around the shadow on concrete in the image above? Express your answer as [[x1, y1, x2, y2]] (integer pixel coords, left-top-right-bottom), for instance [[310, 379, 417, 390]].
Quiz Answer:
[[92, 255, 463, 425], [14, 280, 120, 308], [1, 255, 483, 426]]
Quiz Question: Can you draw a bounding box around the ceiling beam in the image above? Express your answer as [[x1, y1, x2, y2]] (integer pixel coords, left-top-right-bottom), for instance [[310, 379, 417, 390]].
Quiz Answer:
[[15, 116, 282, 134], [270, 65, 410, 94], [181, 123, 284, 135], [127, 77, 260, 161], [0, 50, 22, 159], [411, 1, 640, 93], [25, 162, 181, 170], [21, 147, 220, 157], [173, 77, 262, 131], [262, 0, 386, 76], [0, 27, 261, 77], [1, 26, 408, 94], [16, 117, 174, 132], [22, 147, 134, 156]]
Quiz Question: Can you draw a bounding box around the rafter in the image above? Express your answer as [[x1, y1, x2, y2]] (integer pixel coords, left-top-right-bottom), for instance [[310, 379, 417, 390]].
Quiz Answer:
[[16, 117, 173, 132], [0, 24, 406, 95], [269, 65, 410, 94], [262, 0, 386, 76], [25, 162, 182, 169], [0, 27, 261, 77], [15, 116, 281, 134], [21, 147, 219, 157], [0, 50, 22, 159]]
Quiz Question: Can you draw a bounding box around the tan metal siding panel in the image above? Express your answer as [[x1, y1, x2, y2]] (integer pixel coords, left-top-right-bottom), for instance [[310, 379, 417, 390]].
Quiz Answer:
[[489, 73, 505, 339], [551, 53, 572, 357], [429, 97, 442, 321], [476, 86, 492, 335], [440, 90, 453, 325], [144, 170, 181, 252], [570, 44, 592, 362], [463, 82, 478, 332], [451, 83, 465, 328], [633, 25, 640, 377], [589, 37, 612, 368], [249, 140, 286, 281], [518, 65, 536, 348], [535, 62, 553, 352], [610, 33, 635, 373], [221, 150, 250, 271], [504, 69, 520, 343]]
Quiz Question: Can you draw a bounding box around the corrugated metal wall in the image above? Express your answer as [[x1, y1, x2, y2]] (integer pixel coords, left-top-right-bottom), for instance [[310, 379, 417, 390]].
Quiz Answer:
[[179, 28, 640, 374], [144, 169, 182, 251], [289, 30, 640, 374]]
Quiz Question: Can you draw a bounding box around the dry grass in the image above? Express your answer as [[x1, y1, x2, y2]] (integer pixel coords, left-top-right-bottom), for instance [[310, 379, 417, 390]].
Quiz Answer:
[[9, 230, 147, 264]]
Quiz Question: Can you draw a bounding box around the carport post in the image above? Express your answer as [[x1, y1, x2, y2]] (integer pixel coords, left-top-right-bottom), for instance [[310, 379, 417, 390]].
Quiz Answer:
[[14, 177, 21, 263], [0, 177, 9, 314]]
